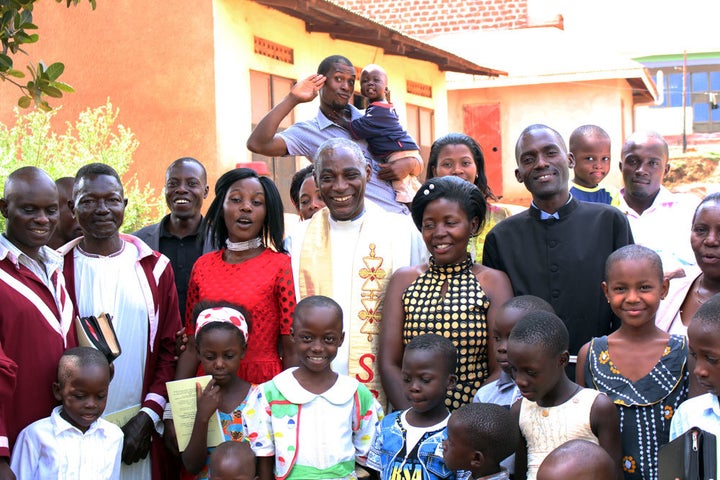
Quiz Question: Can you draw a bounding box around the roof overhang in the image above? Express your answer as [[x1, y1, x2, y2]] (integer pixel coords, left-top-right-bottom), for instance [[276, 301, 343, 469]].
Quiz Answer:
[[429, 28, 656, 104], [251, 0, 506, 77], [627, 73, 657, 105], [634, 51, 720, 69], [445, 67, 658, 105]]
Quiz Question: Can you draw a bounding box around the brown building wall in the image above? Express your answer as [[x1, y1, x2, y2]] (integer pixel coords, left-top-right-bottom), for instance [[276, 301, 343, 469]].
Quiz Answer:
[[0, 0, 218, 212], [334, 0, 528, 36]]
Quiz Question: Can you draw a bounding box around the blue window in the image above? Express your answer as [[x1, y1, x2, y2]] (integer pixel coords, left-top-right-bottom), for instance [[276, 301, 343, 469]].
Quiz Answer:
[[695, 102, 709, 122], [667, 73, 684, 107]]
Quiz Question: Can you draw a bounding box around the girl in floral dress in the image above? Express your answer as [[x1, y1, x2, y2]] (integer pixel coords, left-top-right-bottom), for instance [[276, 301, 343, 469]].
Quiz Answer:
[[576, 245, 689, 480]]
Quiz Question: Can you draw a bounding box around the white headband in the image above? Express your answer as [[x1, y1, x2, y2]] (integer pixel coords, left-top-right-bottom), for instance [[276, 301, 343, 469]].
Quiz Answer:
[[195, 307, 249, 341]]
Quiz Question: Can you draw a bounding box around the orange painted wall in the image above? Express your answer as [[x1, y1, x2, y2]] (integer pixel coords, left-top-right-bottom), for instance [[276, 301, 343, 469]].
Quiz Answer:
[[0, 0, 218, 213]]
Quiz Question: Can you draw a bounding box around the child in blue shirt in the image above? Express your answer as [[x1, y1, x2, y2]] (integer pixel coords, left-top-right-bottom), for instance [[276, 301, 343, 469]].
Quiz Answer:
[[474, 296, 555, 406], [670, 293, 720, 442], [568, 125, 620, 206], [368, 334, 456, 480]]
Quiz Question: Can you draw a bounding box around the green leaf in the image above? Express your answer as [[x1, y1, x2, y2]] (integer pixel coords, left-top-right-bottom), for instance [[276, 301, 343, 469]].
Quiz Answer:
[[19, 10, 34, 26], [39, 100, 52, 112], [15, 32, 39, 45], [1, 11, 14, 27], [0, 54, 11, 71], [42, 85, 62, 98], [17, 96, 31, 108], [53, 81, 74, 93], [35, 78, 50, 90], [7, 69, 25, 78], [45, 62, 64, 81]]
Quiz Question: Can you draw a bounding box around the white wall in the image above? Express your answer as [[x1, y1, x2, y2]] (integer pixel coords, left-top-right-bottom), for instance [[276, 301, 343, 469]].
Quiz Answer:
[[635, 106, 694, 137]]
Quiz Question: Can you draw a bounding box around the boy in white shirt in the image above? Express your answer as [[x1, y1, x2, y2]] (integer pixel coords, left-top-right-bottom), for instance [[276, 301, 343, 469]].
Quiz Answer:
[[11, 347, 123, 479]]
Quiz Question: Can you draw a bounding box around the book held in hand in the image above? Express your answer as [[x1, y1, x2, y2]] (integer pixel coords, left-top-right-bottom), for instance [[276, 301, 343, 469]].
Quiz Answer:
[[74, 312, 121, 364]]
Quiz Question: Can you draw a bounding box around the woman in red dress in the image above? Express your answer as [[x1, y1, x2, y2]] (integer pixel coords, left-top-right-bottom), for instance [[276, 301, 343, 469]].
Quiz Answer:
[[176, 167, 296, 384]]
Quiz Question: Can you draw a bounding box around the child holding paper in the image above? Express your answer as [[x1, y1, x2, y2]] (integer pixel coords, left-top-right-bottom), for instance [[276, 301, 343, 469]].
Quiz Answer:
[[182, 303, 254, 479]]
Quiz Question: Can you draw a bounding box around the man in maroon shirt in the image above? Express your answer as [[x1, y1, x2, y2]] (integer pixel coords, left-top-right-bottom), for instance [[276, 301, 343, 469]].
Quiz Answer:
[[0, 167, 76, 479]]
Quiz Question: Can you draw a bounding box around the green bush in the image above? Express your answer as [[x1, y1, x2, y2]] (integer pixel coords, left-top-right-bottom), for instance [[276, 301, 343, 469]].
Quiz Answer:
[[0, 100, 162, 233]]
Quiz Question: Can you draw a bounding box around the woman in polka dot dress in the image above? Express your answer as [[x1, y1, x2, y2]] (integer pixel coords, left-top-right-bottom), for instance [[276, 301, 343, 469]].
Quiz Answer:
[[380, 176, 513, 411]]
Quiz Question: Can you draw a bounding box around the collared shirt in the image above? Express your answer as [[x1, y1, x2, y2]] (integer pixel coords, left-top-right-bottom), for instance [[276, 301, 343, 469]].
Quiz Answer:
[[10, 406, 124, 480], [484, 198, 633, 360], [157, 216, 203, 318], [669, 393, 720, 471], [618, 186, 699, 274], [473, 371, 522, 406], [530, 195, 573, 220], [244, 368, 382, 479], [670, 393, 720, 441], [0, 234, 62, 294], [278, 106, 409, 215], [367, 409, 454, 480], [458, 468, 510, 480]]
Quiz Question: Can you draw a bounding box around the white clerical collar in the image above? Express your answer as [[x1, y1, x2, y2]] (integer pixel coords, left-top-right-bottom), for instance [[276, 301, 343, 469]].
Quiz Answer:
[[329, 208, 366, 224]]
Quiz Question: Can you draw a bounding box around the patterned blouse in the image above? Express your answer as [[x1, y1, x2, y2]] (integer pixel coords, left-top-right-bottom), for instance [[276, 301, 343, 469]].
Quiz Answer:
[[402, 255, 490, 410], [195, 386, 255, 480], [584, 335, 689, 480]]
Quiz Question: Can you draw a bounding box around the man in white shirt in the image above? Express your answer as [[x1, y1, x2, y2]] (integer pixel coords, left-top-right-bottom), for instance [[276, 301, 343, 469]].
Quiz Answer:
[[59, 163, 181, 480], [288, 138, 426, 408], [618, 131, 700, 278]]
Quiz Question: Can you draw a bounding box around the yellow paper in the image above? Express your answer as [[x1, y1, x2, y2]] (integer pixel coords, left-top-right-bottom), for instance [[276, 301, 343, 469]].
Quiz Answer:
[[166, 375, 224, 452], [103, 404, 141, 427]]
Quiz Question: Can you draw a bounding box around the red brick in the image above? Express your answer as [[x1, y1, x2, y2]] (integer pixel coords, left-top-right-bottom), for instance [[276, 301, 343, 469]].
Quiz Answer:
[[332, 0, 528, 36]]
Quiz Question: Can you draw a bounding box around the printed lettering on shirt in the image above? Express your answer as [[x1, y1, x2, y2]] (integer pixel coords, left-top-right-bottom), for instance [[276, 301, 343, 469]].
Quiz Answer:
[[389, 459, 423, 480]]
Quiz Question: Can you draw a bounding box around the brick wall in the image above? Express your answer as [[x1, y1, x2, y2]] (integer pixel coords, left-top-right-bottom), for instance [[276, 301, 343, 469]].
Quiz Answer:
[[334, 0, 528, 37]]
